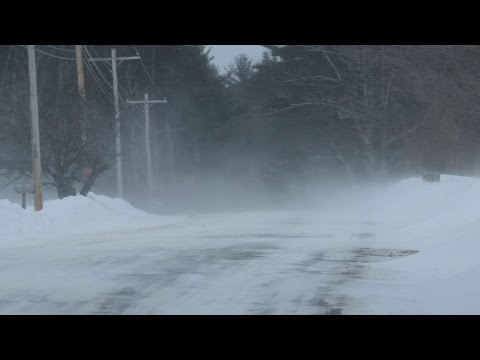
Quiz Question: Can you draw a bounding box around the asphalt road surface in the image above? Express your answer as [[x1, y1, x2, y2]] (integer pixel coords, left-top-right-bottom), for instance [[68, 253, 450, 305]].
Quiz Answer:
[[0, 211, 415, 314]]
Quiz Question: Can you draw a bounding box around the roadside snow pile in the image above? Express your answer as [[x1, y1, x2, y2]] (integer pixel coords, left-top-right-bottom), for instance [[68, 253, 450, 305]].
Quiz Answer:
[[364, 175, 480, 248], [0, 198, 47, 240], [0, 193, 181, 242], [369, 174, 480, 225], [41, 194, 151, 227], [366, 174, 480, 264], [344, 174, 480, 314]]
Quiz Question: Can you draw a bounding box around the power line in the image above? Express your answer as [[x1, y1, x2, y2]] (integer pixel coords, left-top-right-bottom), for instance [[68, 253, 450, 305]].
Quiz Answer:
[[82, 48, 113, 98], [16, 45, 76, 60], [88, 46, 134, 96], [85, 46, 133, 100], [89, 46, 113, 73], [84, 46, 113, 86], [84, 56, 142, 130], [90, 45, 162, 101], [83, 55, 115, 104], [34, 48, 75, 60], [83, 46, 142, 126], [82, 49, 136, 125], [46, 45, 76, 52], [83, 46, 114, 91], [131, 45, 164, 98], [83, 46, 133, 107], [83, 46, 128, 114], [82, 46, 143, 130], [84, 47, 142, 198]]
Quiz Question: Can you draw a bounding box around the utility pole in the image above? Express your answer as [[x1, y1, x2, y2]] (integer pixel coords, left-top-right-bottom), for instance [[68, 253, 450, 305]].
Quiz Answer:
[[27, 45, 43, 212], [165, 122, 175, 170], [159, 120, 185, 204], [126, 93, 167, 196], [88, 49, 140, 198], [162, 121, 185, 169], [75, 45, 87, 144]]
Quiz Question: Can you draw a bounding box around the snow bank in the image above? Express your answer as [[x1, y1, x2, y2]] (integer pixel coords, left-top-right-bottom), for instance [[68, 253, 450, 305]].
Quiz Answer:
[[369, 175, 480, 225], [341, 174, 480, 314], [0, 193, 183, 242], [357, 175, 480, 277]]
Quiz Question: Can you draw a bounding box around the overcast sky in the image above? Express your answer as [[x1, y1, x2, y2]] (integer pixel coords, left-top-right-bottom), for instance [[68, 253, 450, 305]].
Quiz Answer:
[[208, 45, 266, 73]]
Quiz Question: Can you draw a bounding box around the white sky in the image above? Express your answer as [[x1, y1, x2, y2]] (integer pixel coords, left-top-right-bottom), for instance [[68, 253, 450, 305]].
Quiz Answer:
[[208, 45, 265, 72]]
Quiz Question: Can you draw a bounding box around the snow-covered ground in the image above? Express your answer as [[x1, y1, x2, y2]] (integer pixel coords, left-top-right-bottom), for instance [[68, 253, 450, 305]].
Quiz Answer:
[[0, 175, 479, 314]]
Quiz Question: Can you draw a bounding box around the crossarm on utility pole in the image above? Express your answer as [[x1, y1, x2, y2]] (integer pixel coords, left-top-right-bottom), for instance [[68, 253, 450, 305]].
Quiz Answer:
[[126, 99, 167, 104], [88, 56, 141, 62], [87, 48, 141, 198]]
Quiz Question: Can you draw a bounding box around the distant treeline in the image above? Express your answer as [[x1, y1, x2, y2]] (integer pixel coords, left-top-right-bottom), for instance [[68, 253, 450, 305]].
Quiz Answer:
[[1, 45, 480, 205]]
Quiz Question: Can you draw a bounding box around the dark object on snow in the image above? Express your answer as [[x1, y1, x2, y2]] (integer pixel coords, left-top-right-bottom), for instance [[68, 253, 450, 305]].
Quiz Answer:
[[422, 173, 440, 183]]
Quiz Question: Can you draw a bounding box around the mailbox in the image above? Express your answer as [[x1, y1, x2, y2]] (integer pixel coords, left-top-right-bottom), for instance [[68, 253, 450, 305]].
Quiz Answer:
[[422, 173, 440, 183], [15, 184, 34, 209], [15, 184, 34, 194]]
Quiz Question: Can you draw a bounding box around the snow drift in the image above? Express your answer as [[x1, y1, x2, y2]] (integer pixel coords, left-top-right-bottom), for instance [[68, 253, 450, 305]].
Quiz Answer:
[[0, 193, 183, 242], [338, 175, 480, 314]]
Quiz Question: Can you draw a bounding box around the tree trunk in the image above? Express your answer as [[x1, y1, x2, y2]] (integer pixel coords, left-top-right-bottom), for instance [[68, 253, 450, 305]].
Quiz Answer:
[[57, 181, 76, 199], [79, 167, 105, 196]]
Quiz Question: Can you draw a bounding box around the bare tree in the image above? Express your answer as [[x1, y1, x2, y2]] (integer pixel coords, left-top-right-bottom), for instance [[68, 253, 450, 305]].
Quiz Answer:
[[0, 47, 115, 199]]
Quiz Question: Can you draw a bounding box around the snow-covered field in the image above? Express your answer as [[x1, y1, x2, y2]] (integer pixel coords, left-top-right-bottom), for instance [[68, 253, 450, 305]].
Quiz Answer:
[[0, 175, 479, 314]]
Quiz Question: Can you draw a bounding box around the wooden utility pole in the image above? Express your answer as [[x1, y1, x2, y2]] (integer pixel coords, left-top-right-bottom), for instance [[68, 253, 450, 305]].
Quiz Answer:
[[165, 122, 175, 169], [126, 94, 167, 196], [75, 45, 87, 143], [111, 49, 122, 197], [27, 45, 43, 211], [88, 49, 140, 198]]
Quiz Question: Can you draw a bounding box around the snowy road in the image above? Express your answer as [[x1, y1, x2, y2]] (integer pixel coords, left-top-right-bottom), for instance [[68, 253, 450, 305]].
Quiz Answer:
[[4, 175, 480, 314], [0, 211, 415, 314]]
